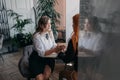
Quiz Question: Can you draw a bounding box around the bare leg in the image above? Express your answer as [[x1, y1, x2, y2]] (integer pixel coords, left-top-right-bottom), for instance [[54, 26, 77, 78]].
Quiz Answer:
[[44, 65, 52, 80], [71, 70, 78, 80], [36, 74, 44, 80]]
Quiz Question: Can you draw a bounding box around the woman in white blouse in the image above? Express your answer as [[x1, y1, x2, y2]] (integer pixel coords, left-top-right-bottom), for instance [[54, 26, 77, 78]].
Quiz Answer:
[[79, 16, 106, 80], [79, 17, 104, 56], [29, 16, 65, 80]]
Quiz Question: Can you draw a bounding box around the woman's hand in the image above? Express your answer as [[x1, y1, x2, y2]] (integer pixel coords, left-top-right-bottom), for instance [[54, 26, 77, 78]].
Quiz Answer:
[[59, 45, 66, 51], [54, 45, 66, 53]]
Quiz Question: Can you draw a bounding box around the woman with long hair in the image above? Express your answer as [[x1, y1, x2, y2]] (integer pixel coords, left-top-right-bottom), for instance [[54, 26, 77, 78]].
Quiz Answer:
[[58, 14, 79, 80], [29, 16, 65, 80], [79, 16, 105, 80]]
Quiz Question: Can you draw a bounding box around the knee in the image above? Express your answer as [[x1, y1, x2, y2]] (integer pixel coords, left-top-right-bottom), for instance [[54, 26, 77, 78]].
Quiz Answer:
[[36, 74, 44, 80], [71, 71, 78, 80], [44, 65, 52, 79]]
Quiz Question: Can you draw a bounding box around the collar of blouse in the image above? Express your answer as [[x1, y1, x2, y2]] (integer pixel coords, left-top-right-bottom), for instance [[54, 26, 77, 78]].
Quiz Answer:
[[40, 32, 49, 40]]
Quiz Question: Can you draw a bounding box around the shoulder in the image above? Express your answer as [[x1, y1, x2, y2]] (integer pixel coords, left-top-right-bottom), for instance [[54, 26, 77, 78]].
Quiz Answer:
[[69, 38, 72, 43], [67, 38, 72, 45], [33, 32, 41, 39]]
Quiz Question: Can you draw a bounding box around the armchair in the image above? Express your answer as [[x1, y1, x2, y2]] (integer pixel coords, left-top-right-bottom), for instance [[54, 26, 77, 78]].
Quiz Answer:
[[18, 45, 35, 80], [0, 34, 4, 61]]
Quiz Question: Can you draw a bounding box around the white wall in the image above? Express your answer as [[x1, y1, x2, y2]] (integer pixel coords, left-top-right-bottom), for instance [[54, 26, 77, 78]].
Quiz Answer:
[[66, 0, 79, 42], [6, 0, 35, 37], [6, 0, 80, 40]]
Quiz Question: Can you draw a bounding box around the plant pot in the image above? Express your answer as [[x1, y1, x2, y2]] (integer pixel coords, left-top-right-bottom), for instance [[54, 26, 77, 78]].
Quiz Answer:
[[16, 33, 25, 47]]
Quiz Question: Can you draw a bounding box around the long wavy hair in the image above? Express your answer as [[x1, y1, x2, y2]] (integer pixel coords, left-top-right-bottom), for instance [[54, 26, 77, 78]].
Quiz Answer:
[[85, 16, 101, 32], [72, 14, 79, 52], [36, 16, 50, 33], [33, 16, 55, 40]]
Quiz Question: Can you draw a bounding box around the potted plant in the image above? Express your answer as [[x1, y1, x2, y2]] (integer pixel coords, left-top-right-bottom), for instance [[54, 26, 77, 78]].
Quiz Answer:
[[8, 10, 32, 34], [36, 0, 60, 40], [20, 32, 33, 47], [8, 10, 32, 47]]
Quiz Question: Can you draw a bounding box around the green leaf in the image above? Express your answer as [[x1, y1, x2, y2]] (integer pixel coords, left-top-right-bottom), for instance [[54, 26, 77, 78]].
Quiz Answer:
[[8, 10, 32, 34]]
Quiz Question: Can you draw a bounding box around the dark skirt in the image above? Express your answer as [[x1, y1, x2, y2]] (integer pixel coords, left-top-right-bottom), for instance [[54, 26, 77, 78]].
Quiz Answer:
[[29, 51, 55, 77]]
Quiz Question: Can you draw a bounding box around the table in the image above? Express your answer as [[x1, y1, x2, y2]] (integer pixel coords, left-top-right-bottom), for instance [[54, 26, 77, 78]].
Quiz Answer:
[[44, 52, 58, 58], [45, 43, 66, 58], [78, 51, 97, 73], [78, 51, 95, 57]]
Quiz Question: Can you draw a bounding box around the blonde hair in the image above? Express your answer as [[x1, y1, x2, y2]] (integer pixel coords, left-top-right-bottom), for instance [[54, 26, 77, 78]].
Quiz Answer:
[[36, 16, 50, 32]]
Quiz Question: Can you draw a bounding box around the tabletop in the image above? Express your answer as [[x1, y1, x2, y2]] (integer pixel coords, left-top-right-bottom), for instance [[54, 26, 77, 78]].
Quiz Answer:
[[78, 51, 95, 57], [45, 43, 66, 58]]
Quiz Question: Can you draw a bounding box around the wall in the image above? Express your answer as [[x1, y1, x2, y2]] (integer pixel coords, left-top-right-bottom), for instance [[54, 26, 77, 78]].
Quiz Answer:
[[6, 0, 80, 41], [6, 0, 66, 39], [54, 0, 66, 28], [66, 0, 79, 42], [55, 0, 80, 42], [6, 0, 35, 37]]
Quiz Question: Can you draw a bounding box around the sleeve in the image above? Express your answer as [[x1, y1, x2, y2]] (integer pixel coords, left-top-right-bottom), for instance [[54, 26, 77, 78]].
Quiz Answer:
[[52, 37, 57, 48], [33, 35, 45, 57]]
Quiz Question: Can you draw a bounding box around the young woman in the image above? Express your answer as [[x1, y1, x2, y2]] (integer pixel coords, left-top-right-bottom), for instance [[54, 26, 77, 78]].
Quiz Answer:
[[58, 14, 79, 80], [79, 16, 105, 80], [29, 16, 65, 80]]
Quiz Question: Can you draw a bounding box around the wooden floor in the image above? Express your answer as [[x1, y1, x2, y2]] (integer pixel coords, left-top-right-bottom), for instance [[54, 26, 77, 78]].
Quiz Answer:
[[0, 48, 108, 80], [0, 49, 65, 80], [0, 50, 25, 80]]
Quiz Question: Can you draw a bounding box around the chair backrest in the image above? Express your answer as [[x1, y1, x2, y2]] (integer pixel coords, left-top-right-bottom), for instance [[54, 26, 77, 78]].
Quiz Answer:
[[18, 45, 34, 78], [0, 34, 4, 49]]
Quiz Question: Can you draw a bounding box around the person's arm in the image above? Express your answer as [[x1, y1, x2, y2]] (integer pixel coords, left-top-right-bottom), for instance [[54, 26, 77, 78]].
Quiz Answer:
[[48, 30, 66, 53], [49, 30, 57, 47], [61, 39, 76, 63], [44, 44, 64, 56], [65, 39, 75, 55], [33, 34, 62, 57], [44, 48, 57, 56]]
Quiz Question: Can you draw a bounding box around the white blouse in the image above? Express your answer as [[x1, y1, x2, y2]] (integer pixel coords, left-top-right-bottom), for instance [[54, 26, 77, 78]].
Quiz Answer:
[[33, 32, 57, 57], [79, 31, 105, 55]]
